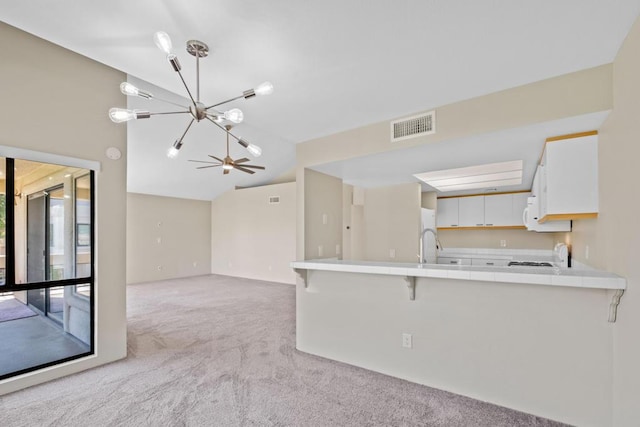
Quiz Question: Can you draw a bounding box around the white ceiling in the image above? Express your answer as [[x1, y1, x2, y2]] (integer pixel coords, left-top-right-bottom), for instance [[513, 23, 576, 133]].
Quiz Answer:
[[1, 1, 639, 200]]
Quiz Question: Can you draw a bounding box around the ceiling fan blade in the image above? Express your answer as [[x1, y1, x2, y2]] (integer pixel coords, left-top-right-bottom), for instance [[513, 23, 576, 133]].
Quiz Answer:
[[208, 155, 224, 163], [237, 164, 265, 170], [223, 168, 230, 175], [234, 165, 256, 174], [234, 158, 250, 164], [197, 165, 221, 169], [189, 160, 219, 164]]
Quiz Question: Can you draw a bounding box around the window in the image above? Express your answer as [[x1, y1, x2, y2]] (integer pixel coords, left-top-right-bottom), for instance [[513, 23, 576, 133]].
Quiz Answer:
[[0, 156, 95, 380]]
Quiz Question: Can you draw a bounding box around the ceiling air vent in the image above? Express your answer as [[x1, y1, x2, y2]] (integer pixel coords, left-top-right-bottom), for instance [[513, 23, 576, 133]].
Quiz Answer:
[[268, 196, 280, 204], [390, 111, 436, 142]]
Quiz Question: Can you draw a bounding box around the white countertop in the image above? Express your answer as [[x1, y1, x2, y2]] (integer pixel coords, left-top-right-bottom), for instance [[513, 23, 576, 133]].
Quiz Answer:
[[290, 259, 626, 290]]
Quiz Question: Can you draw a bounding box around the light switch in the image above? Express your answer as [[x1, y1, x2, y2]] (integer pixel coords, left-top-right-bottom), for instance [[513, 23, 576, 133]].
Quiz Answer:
[[322, 213, 328, 225]]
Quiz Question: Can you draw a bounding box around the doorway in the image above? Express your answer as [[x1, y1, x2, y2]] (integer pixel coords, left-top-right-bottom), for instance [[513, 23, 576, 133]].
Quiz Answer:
[[26, 186, 65, 323]]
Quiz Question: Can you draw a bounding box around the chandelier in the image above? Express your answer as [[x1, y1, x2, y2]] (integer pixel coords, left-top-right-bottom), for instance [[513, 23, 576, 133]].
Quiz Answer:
[[108, 31, 273, 163]]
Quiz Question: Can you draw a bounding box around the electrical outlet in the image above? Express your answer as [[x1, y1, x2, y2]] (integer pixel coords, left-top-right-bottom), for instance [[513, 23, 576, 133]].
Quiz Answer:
[[318, 245, 324, 257], [585, 245, 590, 260], [322, 213, 328, 225], [157, 265, 163, 271], [156, 237, 162, 244], [402, 333, 413, 349], [390, 249, 396, 258], [500, 239, 507, 247]]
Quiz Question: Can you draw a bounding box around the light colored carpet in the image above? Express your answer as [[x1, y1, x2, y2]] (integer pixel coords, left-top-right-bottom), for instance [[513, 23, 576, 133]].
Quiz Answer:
[[0, 275, 565, 426]]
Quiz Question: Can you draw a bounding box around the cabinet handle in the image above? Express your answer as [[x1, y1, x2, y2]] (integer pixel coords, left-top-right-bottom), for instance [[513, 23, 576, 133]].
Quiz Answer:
[[450, 260, 459, 264], [486, 262, 494, 266], [485, 223, 493, 226], [451, 224, 458, 227], [476, 224, 484, 226]]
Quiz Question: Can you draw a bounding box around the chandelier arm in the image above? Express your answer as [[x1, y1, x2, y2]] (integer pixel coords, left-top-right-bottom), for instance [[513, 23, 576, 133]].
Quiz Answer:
[[205, 116, 243, 142], [151, 96, 189, 109], [205, 95, 244, 110], [176, 119, 196, 144], [149, 110, 191, 116], [175, 69, 197, 107]]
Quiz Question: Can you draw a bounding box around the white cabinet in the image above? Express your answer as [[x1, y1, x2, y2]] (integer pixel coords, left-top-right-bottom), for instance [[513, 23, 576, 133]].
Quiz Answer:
[[485, 194, 513, 226], [539, 133, 598, 222], [436, 198, 459, 227], [459, 196, 485, 227], [437, 193, 530, 229]]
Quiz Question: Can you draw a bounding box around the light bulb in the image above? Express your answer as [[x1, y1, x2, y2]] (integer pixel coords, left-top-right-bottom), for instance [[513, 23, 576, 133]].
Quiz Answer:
[[223, 108, 244, 124], [247, 143, 262, 157], [254, 81, 274, 96], [109, 108, 136, 123], [120, 82, 153, 99], [167, 147, 180, 158], [222, 163, 234, 170], [167, 140, 183, 158], [153, 31, 173, 54]]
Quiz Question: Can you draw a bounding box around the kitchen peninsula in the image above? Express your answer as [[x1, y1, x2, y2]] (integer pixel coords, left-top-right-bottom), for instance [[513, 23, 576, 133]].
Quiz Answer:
[[291, 256, 625, 426]]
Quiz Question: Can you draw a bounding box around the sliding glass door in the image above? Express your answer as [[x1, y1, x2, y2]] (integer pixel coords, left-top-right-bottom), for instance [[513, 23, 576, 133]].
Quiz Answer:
[[0, 156, 95, 380]]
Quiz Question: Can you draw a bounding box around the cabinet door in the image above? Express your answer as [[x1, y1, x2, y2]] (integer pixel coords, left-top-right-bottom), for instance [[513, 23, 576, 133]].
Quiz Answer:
[[458, 196, 484, 227], [436, 198, 459, 227], [545, 135, 598, 215], [484, 194, 512, 226]]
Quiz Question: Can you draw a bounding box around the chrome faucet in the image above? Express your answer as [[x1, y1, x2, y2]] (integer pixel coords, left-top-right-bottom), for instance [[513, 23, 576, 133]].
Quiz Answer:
[[419, 228, 442, 264]]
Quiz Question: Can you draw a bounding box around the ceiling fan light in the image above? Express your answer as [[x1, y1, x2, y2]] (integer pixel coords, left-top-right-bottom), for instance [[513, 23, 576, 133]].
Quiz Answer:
[[153, 31, 173, 55], [223, 108, 244, 124], [222, 163, 234, 170], [254, 81, 274, 96], [120, 82, 153, 99]]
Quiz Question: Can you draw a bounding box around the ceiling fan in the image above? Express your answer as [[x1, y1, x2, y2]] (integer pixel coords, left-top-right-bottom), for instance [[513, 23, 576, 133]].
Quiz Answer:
[[189, 126, 265, 175]]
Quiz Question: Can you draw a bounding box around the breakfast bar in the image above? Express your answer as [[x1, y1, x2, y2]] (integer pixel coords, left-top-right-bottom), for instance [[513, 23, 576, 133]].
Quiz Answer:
[[291, 258, 626, 425]]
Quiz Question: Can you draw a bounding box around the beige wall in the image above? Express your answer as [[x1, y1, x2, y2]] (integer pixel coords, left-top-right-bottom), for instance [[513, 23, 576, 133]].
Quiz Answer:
[[297, 64, 612, 169], [421, 191, 437, 210], [570, 15, 640, 426], [0, 22, 127, 394], [438, 229, 562, 250], [303, 169, 342, 259], [362, 183, 421, 262], [211, 182, 296, 284], [127, 193, 212, 284]]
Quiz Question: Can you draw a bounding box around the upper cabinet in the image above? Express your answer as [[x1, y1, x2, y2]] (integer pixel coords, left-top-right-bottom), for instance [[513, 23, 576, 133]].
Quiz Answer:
[[437, 192, 529, 229], [538, 131, 598, 223], [459, 196, 484, 226], [437, 198, 459, 227]]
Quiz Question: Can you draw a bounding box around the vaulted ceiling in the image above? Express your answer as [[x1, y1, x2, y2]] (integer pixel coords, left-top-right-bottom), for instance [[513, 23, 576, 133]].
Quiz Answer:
[[2, 1, 639, 199]]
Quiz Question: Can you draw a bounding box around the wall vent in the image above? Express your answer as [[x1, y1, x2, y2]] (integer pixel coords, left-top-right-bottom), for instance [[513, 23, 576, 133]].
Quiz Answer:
[[268, 196, 280, 204], [390, 111, 436, 142]]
